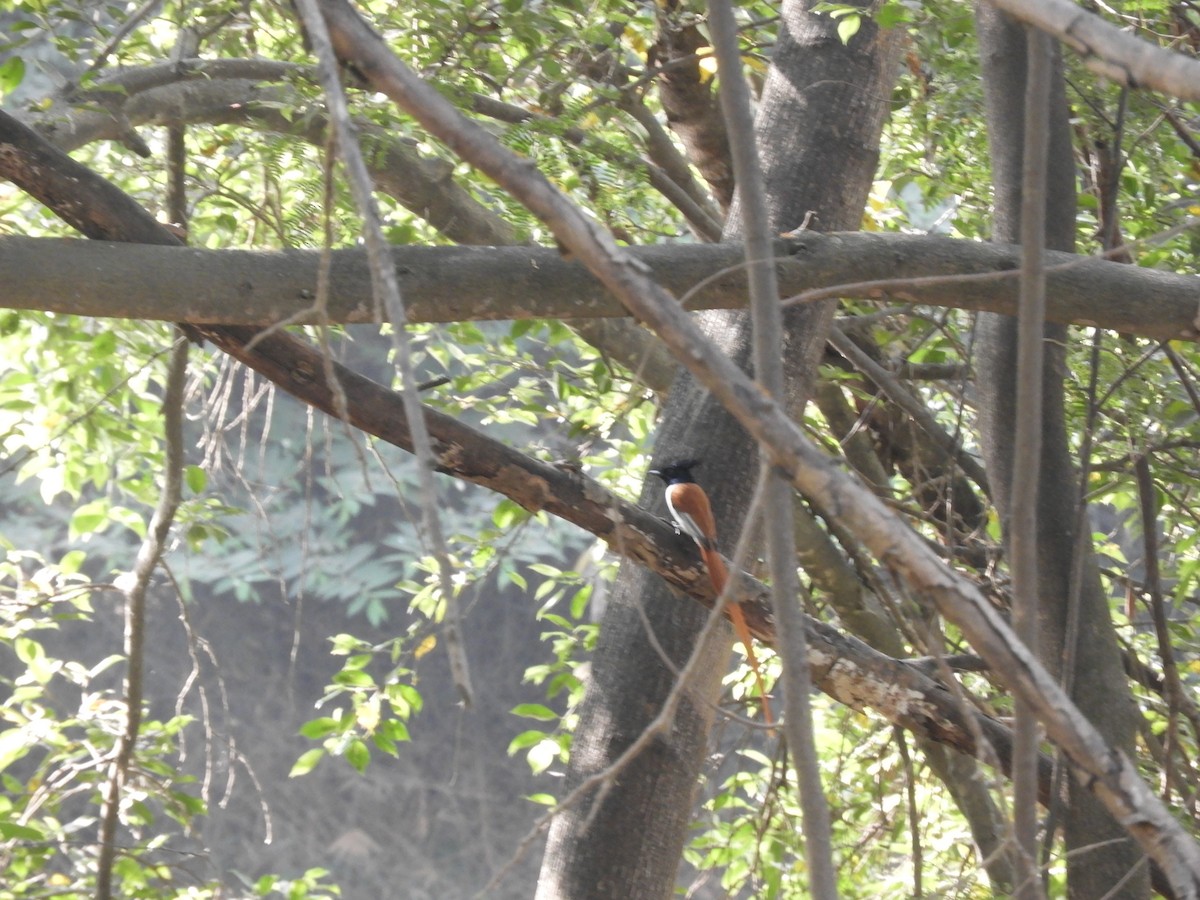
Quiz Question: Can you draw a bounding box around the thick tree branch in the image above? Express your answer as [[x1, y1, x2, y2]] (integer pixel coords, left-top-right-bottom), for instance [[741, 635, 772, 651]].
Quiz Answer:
[[1010, 27, 1051, 897], [987, 0, 1200, 101], [2, 233, 1199, 342], [651, 2, 734, 208], [23, 75, 679, 386]]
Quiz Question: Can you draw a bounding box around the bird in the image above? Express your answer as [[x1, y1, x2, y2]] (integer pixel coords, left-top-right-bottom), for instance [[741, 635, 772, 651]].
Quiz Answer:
[[649, 458, 773, 727]]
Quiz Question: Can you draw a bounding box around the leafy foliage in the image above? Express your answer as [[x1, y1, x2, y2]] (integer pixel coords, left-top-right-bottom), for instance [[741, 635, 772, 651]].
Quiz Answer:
[[2, 0, 1200, 896]]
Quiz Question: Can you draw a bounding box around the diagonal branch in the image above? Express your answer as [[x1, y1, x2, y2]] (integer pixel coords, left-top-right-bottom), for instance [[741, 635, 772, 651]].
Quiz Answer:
[[986, 0, 1200, 101], [312, 2, 1200, 890], [708, 0, 835, 894], [291, 0, 472, 704], [829, 325, 991, 498]]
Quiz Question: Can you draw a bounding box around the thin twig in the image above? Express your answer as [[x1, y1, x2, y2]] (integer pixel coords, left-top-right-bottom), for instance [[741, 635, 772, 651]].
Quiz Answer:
[[1010, 26, 1051, 900], [896, 727, 924, 898], [1133, 453, 1187, 803], [81, 0, 164, 81], [828, 326, 991, 498], [468, 91, 723, 240], [96, 333, 188, 900], [1044, 327, 1104, 870], [294, 0, 472, 704], [708, 0, 836, 895]]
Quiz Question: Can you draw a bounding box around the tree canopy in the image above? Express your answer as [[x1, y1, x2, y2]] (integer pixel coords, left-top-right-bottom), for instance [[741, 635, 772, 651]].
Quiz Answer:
[[3, 1, 1200, 898]]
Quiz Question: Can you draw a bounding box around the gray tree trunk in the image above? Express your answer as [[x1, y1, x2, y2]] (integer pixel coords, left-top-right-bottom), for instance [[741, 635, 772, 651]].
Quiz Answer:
[[975, 8, 1148, 898], [535, 3, 901, 897]]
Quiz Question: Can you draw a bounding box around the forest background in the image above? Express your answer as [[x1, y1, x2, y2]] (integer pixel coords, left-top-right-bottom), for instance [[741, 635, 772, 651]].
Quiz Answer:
[[3, 1, 1200, 898]]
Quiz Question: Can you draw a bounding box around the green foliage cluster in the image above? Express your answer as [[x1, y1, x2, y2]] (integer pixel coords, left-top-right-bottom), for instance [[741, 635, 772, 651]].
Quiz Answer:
[[0, 548, 340, 897], [1, 0, 1200, 896]]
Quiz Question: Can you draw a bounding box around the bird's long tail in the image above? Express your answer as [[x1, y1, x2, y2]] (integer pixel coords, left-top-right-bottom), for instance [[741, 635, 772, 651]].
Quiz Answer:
[[698, 546, 773, 727]]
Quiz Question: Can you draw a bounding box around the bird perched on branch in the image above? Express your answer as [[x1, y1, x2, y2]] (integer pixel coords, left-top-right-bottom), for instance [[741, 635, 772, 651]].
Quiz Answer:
[[650, 459, 773, 727]]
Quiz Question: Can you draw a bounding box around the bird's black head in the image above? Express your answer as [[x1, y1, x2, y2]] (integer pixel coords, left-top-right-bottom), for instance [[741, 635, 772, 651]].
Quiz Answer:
[[649, 458, 701, 484]]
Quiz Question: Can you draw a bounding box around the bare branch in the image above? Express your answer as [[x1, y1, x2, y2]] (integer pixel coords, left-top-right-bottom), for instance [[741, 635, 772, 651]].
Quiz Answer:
[[709, 0, 836, 893], [986, 0, 1200, 101], [466, 91, 723, 241], [96, 333, 189, 900], [1010, 26, 1052, 899], [828, 326, 991, 498], [3, 233, 1200, 342]]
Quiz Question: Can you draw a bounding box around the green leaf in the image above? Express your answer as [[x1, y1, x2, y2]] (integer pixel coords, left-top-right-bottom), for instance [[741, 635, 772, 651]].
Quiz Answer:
[[69, 499, 109, 537], [511, 703, 558, 721], [13, 636, 42, 666], [289, 748, 325, 778], [385, 682, 423, 716], [329, 633, 364, 655], [332, 669, 374, 687], [0, 820, 46, 841], [24, 647, 54, 685], [0, 728, 31, 772], [507, 729, 546, 755], [570, 584, 592, 620], [379, 719, 410, 743], [345, 738, 370, 773], [58, 549, 86, 574], [0, 57, 26, 96], [837, 13, 861, 43], [492, 499, 528, 528], [342, 653, 373, 672], [108, 505, 146, 538], [298, 717, 342, 739], [185, 465, 207, 494], [372, 730, 399, 757], [527, 737, 560, 774]]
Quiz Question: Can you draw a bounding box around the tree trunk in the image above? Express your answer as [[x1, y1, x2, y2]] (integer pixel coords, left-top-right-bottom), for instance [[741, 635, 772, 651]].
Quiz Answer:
[[536, 3, 901, 896], [974, 8, 1148, 898]]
